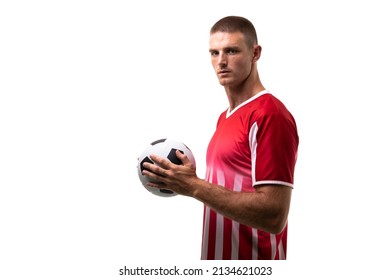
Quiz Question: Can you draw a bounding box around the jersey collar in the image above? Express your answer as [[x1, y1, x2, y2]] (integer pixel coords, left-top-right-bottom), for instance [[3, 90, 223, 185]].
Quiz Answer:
[[226, 89, 270, 118]]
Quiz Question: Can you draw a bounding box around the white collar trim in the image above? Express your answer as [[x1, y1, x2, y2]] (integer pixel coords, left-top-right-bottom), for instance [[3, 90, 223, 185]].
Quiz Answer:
[[226, 89, 270, 118]]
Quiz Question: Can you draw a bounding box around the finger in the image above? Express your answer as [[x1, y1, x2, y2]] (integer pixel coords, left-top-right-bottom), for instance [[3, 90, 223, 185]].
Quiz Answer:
[[149, 154, 172, 168], [175, 149, 188, 164], [146, 180, 167, 189], [142, 161, 166, 177], [142, 168, 167, 184]]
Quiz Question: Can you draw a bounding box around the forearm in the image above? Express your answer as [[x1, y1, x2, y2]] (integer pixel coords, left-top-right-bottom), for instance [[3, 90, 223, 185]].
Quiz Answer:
[[142, 153, 290, 234], [191, 179, 289, 234]]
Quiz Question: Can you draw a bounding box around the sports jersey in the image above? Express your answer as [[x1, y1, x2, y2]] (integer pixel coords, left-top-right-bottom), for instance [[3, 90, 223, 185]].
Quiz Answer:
[[201, 90, 299, 260]]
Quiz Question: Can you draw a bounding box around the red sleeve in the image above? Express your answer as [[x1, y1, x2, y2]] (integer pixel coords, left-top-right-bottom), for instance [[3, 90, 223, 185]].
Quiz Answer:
[[252, 111, 299, 187]]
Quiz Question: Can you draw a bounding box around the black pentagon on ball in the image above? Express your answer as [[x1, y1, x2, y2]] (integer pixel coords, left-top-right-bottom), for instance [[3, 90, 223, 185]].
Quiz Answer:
[[140, 156, 153, 172], [151, 138, 167, 145], [160, 189, 174, 194], [167, 149, 184, 165]]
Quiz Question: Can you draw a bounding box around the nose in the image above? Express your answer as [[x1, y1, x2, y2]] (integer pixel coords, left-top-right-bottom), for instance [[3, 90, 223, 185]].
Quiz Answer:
[[217, 53, 227, 67]]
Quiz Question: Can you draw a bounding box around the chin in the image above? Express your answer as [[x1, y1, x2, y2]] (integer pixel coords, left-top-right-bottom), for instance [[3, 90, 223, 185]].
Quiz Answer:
[[218, 79, 231, 86], [219, 80, 237, 88]]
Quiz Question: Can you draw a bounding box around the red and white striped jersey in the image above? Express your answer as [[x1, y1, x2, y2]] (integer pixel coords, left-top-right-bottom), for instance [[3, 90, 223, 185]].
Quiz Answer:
[[201, 90, 299, 260]]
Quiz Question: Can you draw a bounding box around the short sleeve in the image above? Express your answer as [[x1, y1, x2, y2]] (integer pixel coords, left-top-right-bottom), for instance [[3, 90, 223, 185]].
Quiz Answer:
[[250, 112, 299, 188]]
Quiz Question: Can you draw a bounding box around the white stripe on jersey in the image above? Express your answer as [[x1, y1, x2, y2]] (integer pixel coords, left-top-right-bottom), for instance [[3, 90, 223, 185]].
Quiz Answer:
[[215, 212, 224, 259], [270, 234, 276, 260], [231, 174, 243, 259], [231, 220, 239, 259], [215, 169, 225, 259], [201, 164, 213, 260], [278, 240, 286, 260], [249, 122, 258, 186], [201, 206, 210, 260], [252, 227, 259, 260]]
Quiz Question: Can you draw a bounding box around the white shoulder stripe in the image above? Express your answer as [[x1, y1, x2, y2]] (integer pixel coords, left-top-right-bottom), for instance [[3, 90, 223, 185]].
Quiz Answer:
[[248, 122, 258, 185]]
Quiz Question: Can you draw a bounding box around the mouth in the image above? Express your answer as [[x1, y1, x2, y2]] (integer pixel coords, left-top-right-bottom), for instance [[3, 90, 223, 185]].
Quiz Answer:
[[218, 70, 231, 76]]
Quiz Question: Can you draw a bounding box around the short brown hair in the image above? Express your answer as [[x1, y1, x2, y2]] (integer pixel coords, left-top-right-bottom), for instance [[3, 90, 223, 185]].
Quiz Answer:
[[210, 16, 258, 48]]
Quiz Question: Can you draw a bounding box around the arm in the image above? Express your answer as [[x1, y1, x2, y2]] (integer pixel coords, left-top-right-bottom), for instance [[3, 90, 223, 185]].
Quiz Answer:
[[194, 180, 291, 234], [142, 151, 291, 234]]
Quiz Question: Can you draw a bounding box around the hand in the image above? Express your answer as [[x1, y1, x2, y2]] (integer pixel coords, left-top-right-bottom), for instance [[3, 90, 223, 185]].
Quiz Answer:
[[142, 150, 198, 197]]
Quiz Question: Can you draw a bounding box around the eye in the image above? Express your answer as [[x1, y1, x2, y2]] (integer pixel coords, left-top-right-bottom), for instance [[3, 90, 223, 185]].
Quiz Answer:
[[226, 48, 238, 55], [210, 50, 219, 56]]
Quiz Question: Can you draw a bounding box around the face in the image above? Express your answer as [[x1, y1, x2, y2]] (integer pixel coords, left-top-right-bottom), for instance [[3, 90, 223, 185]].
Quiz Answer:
[[209, 31, 255, 87]]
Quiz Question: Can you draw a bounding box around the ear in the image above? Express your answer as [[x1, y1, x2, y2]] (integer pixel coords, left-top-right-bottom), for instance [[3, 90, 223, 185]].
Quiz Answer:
[[253, 45, 262, 62]]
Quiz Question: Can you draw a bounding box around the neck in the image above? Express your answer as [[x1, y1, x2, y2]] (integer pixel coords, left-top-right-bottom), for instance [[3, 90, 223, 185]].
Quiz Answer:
[[225, 74, 265, 111]]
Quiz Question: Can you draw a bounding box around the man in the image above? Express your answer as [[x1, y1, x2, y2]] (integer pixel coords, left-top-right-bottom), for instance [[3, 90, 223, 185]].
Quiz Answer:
[[142, 16, 299, 260]]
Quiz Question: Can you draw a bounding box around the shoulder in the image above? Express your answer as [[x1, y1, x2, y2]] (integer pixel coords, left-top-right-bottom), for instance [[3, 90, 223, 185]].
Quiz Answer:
[[253, 93, 289, 114], [247, 93, 293, 123], [249, 94, 298, 139]]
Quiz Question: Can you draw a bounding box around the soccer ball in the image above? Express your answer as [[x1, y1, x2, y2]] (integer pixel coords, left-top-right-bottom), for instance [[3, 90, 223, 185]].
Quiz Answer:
[[137, 138, 196, 197]]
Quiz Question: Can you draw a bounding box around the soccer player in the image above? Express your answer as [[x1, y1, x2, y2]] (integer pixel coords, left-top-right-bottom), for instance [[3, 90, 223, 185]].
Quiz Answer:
[[142, 16, 299, 260]]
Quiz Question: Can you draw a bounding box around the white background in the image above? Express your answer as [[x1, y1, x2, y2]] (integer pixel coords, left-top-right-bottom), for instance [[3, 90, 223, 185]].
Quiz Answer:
[[1, 0, 389, 279]]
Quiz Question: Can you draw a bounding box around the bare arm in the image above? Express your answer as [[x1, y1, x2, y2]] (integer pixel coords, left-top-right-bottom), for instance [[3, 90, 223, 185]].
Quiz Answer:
[[142, 151, 291, 234]]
